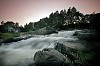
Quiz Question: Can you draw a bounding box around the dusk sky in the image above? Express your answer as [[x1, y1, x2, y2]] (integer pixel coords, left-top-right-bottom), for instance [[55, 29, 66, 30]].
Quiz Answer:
[[0, 0, 100, 26]]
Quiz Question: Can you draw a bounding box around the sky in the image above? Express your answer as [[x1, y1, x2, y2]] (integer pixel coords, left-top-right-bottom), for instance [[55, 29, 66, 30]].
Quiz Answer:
[[0, 0, 100, 26]]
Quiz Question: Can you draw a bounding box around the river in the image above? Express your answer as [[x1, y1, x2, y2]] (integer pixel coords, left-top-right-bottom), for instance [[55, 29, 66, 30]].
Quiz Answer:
[[0, 30, 85, 66]]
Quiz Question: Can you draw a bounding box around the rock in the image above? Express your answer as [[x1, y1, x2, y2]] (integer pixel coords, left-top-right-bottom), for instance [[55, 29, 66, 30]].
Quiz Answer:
[[54, 42, 77, 63], [73, 30, 97, 41], [0, 39, 3, 45], [34, 48, 70, 66], [77, 32, 97, 41], [73, 31, 79, 36], [54, 42, 72, 54]]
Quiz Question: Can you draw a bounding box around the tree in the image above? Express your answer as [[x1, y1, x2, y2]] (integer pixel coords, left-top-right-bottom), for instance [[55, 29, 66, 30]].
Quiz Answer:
[[24, 22, 34, 32], [33, 7, 91, 31], [3, 21, 15, 32], [72, 7, 77, 14], [90, 13, 100, 33], [67, 7, 71, 15], [49, 12, 54, 18], [1, 21, 4, 25]]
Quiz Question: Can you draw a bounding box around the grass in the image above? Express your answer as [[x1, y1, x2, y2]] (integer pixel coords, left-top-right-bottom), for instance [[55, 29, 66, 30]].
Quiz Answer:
[[70, 49, 94, 66], [71, 41, 100, 66], [73, 50, 93, 62], [0, 33, 20, 41]]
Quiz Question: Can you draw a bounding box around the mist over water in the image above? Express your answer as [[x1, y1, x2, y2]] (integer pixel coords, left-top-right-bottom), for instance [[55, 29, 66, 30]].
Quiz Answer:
[[0, 30, 85, 66]]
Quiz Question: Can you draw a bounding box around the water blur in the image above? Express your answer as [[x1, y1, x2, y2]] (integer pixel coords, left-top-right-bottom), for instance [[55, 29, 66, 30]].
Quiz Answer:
[[0, 30, 85, 66]]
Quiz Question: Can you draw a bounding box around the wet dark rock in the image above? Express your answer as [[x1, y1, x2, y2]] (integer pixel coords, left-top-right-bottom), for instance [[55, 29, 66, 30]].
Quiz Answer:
[[34, 48, 70, 66], [54, 42, 71, 54], [0, 35, 33, 44], [73, 31, 79, 36], [3, 38, 22, 43], [73, 30, 97, 41], [54, 42, 77, 63]]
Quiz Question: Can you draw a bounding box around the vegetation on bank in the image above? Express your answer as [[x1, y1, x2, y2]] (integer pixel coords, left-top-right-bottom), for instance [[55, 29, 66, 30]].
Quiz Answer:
[[0, 33, 20, 40], [0, 33, 20, 43], [85, 41, 100, 66], [73, 50, 93, 66], [73, 13, 100, 66], [54, 42, 94, 66]]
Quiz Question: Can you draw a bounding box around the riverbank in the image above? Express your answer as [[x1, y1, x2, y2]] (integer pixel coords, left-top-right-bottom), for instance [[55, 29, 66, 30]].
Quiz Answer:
[[0, 29, 58, 44], [0, 33, 20, 43], [73, 29, 100, 66], [0, 32, 33, 44]]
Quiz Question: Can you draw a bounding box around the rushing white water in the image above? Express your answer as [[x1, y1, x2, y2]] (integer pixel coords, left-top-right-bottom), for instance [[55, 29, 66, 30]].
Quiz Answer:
[[0, 30, 85, 66]]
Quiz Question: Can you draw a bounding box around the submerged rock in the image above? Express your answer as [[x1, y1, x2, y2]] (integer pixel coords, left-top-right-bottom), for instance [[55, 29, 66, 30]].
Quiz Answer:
[[34, 48, 70, 66]]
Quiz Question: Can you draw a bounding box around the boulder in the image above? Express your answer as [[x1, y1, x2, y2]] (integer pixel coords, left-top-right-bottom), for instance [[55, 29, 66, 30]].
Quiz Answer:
[[76, 31, 96, 41], [73, 29, 97, 41], [54, 42, 77, 63], [34, 48, 70, 66], [54, 42, 73, 54]]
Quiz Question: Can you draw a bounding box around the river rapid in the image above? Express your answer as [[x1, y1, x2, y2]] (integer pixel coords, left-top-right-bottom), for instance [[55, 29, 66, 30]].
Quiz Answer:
[[0, 30, 85, 66]]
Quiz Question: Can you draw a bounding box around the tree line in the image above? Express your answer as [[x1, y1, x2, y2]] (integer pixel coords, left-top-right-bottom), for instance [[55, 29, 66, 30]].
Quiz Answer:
[[34, 7, 91, 30], [0, 21, 34, 33], [0, 7, 99, 33]]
